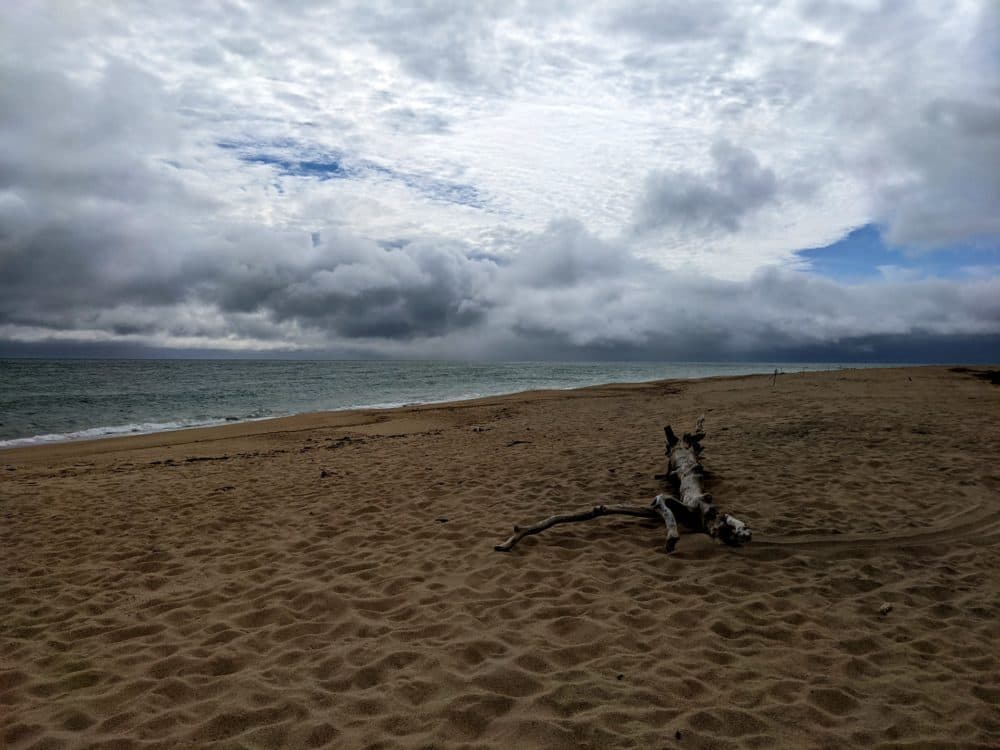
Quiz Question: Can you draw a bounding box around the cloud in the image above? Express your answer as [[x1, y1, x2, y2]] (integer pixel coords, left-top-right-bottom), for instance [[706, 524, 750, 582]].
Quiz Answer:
[[484, 222, 1000, 357], [6, 198, 997, 362], [209, 233, 494, 340], [0, 1, 998, 362], [605, 0, 740, 45], [788, 0, 1000, 249], [336, 1, 523, 92], [876, 97, 1000, 248], [632, 141, 778, 234]]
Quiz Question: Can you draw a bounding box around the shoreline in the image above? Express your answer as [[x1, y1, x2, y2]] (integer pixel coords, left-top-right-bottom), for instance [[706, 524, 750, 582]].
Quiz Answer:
[[1, 361, 912, 455], [3, 364, 997, 748]]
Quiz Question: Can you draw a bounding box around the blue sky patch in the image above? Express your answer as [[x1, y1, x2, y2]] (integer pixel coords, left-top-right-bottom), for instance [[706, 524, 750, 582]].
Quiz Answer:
[[365, 162, 488, 210], [218, 138, 490, 211], [239, 153, 354, 180], [798, 224, 1000, 282]]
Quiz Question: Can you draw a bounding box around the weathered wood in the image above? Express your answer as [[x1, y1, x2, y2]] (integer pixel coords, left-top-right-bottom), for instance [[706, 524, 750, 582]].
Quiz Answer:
[[494, 504, 664, 552], [651, 493, 681, 552], [493, 417, 751, 553], [663, 416, 751, 547], [663, 417, 714, 527]]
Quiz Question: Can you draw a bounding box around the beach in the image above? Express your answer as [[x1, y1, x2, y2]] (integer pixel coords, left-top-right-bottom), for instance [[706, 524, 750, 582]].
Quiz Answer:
[[2, 365, 998, 748]]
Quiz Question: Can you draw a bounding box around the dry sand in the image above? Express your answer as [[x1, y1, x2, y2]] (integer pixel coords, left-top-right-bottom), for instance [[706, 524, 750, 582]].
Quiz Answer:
[[2, 365, 998, 749]]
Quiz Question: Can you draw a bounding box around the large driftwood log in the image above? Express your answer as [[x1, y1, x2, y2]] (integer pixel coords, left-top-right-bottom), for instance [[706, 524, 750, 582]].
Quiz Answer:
[[663, 416, 751, 547], [494, 417, 751, 553]]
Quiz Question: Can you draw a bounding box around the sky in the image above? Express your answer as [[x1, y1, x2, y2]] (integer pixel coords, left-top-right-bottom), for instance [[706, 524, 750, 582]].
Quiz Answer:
[[1, 0, 998, 362]]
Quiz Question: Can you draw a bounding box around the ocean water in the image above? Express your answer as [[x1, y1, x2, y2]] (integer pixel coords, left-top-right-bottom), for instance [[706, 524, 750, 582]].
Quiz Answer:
[[0, 359, 880, 447]]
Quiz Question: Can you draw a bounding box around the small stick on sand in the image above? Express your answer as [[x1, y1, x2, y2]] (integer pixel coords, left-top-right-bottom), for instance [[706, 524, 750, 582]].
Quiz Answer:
[[494, 504, 670, 552]]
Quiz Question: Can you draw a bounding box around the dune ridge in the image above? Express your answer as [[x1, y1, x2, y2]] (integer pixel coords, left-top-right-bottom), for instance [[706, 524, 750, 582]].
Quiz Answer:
[[2, 366, 998, 749]]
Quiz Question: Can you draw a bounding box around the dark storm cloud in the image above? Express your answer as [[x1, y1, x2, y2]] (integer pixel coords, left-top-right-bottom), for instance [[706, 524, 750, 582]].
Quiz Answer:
[[203, 233, 494, 339], [0, 217, 188, 321], [632, 141, 778, 234], [2, 202, 999, 357], [0, 217, 495, 344]]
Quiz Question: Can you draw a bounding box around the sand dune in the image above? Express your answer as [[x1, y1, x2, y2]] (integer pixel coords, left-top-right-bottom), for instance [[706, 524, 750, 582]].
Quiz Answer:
[[2, 366, 998, 748]]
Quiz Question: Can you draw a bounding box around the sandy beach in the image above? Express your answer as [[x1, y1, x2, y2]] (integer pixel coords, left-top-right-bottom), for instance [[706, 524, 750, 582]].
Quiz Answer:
[[1, 365, 998, 749]]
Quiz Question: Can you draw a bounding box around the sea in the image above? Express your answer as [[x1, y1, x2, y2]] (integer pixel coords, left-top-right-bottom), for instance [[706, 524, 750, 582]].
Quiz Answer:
[[0, 359, 891, 447]]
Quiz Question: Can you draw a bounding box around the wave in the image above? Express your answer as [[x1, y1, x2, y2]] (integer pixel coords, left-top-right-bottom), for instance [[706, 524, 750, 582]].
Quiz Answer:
[[0, 418, 234, 448], [0, 390, 499, 448], [0, 407, 286, 448]]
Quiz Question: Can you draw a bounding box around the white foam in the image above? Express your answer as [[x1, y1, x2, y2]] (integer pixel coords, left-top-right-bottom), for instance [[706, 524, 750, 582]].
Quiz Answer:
[[0, 418, 232, 448]]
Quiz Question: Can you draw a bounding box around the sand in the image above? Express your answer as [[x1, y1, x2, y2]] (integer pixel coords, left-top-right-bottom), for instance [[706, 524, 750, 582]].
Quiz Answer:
[[2, 365, 998, 749]]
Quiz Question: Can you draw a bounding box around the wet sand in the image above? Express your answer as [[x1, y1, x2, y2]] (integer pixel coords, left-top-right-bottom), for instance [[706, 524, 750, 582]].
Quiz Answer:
[[2, 365, 998, 749]]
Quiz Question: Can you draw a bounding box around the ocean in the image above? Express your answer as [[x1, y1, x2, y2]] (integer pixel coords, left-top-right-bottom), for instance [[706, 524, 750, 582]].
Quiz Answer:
[[0, 359, 885, 447]]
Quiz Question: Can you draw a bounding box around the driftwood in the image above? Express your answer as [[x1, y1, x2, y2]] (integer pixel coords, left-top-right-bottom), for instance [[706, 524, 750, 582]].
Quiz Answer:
[[663, 416, 751, 547], [494, 417, 751, 553]]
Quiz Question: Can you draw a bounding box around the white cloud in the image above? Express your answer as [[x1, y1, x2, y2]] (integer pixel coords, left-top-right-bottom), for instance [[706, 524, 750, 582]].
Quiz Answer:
[[0, 1, 997, 358]]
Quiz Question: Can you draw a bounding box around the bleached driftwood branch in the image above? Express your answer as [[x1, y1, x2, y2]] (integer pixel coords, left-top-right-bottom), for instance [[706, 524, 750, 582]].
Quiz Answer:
[[493, 503, 677, 553], [494, 417, 750, 553]]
